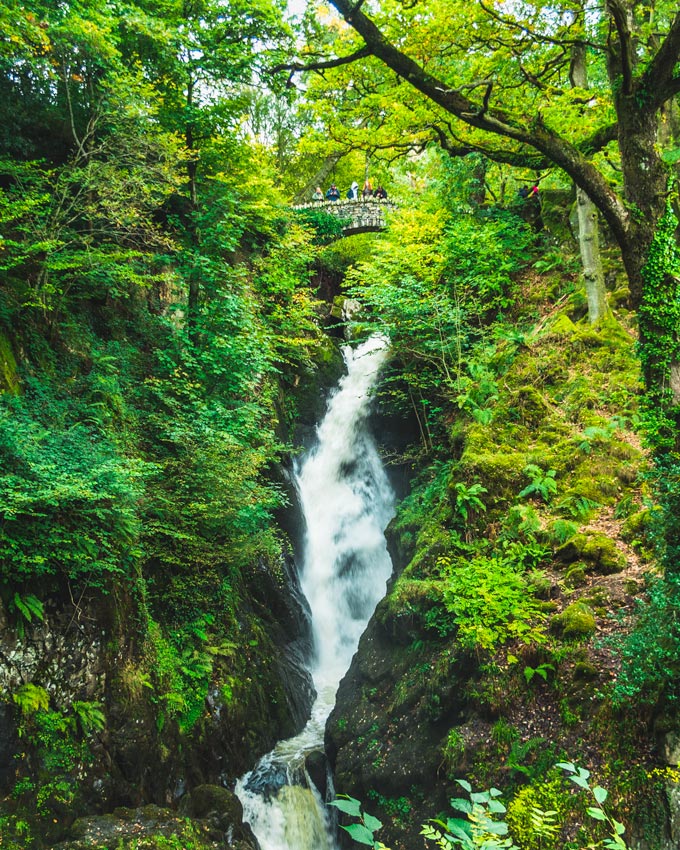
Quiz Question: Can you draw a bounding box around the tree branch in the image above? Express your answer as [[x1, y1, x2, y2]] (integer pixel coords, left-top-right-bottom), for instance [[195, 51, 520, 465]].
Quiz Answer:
[[641, 11, 680, 109], [431, 124, 549, 169], [479, 0, 603, 52], [328, 0, 629, 247], [606, 0, 635, 96], [270, 45, 372, 76], [578, 122, 618, 156]]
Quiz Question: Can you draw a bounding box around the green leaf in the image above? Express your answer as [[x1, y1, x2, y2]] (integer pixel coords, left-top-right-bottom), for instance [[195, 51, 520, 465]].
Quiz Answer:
[[363, 813, 383, 832], [450, 797, 473, 814], [613, 819, 626, 835], [446, 820, 473, 844], [593, 785, 608, 804], [586, 807, 606, 821], [455, 779, 472, 794], [342, 823, 376, 846], [329, 797, 363, 818], [555, 761, 576, 773]]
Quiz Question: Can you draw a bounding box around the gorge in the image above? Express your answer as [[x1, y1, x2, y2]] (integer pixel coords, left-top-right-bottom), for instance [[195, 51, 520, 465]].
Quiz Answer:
[[2, 1, 680, 848]]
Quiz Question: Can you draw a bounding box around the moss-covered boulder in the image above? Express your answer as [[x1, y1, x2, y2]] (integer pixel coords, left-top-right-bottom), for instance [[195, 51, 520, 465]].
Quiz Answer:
[[621, 509, 651, 542], [548, 314, 578, 336], [459, 446, 527, 502], [510, 386, 550, 426], [556, 532, 626, 574], [53, 803, 249, 850], [550, 602, 596, 639]]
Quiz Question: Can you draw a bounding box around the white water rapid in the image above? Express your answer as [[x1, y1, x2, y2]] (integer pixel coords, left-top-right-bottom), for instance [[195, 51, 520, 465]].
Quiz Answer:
[[236, 335, 395, 850]]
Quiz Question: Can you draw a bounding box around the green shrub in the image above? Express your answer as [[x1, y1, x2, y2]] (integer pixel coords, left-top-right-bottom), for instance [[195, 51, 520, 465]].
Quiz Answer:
[[435, 554, 547, 651]]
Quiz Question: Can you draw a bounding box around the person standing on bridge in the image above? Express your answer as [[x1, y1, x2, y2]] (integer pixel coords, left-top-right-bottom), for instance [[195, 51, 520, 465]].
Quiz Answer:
[[362, 179, 372, 199], [326, 184, 340, 201], [312, 186, 323, 202], [349, 181, 359, 200]]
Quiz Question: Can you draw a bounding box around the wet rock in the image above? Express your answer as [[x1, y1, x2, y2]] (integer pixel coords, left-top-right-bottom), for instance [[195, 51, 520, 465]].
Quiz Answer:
[[244, 759, 290, 800], [326, 613, 473, 849], [52, 803, 246, 850], [305, 750, 329, 799], [0, 702, 19, 793], [180, 784, 257, 843]]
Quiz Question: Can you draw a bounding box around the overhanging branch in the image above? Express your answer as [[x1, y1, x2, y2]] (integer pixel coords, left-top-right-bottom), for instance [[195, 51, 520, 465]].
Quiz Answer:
[[327, 0, 630, 250], [270, 45, 372, 77]]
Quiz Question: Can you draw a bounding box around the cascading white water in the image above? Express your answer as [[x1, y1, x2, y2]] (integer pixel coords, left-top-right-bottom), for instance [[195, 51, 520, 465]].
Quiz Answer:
[[236, 335, 395, 850]]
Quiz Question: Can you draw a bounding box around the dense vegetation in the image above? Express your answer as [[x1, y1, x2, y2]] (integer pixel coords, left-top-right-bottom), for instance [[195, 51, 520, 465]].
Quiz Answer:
[[0, 0, 679, 848], [0, 1, 334, 845]]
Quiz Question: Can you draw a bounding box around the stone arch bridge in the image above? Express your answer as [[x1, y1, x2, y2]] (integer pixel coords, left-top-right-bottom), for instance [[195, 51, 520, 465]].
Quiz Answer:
[[292, 198, 396, 237]]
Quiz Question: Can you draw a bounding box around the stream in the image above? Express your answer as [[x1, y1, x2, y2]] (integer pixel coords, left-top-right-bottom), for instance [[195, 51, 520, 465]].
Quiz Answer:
[[235, 335, 395, 850]]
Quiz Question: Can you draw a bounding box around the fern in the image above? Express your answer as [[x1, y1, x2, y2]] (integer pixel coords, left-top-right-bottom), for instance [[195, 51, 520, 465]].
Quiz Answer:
[[72, 701, 106, 735], [12, 683, 49, 718], [549, 519, 578, 545], [518, 465, 557, 503], [9, 593, 44, 638]]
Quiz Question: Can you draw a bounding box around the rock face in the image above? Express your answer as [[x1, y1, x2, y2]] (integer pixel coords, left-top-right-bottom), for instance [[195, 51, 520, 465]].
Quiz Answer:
[[0, 548, 316, 843], [324, 522, 678, 850], [325, 597, 475, 850]]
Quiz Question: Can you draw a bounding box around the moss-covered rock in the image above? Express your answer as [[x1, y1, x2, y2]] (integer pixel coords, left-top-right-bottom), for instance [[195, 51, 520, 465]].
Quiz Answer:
[[548, 314, 578, 336], [52, 803, 249, 850], [621, 509, 651, 542], [458, 447, 527, 502], [573, 661, 598, 680], [556, 532, 626, 574], [550, 602, 596, 639], [564, 561, 588, 588], [509, 386, 550, 426]]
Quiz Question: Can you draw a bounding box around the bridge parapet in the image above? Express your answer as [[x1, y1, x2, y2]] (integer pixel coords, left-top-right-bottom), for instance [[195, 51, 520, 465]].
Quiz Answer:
[[292, 198, 396, 236]]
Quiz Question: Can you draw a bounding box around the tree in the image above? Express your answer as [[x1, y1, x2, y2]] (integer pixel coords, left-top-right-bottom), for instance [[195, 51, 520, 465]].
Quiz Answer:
[[569, 41, 608, 325], [117, 0, 290, 336], [286, 0, 680, 404]]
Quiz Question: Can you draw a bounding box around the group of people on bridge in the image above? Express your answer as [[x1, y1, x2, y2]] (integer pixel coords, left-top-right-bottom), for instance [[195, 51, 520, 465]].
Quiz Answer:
[[313, 179, 388, 202]]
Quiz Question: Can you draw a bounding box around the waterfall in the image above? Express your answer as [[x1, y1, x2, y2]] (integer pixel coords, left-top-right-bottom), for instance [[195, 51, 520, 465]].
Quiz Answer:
[[236, 334, 395, 850]]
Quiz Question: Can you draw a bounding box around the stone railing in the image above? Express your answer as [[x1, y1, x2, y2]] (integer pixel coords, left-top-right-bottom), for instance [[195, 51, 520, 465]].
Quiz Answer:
[[291, 198, 396, 235]]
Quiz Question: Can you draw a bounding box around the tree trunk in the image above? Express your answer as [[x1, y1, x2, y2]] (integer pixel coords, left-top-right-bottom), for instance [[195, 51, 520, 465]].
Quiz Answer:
[[570, 43, 608, 324], [576, 187, 608, 324], [185, 77, 200, 343]]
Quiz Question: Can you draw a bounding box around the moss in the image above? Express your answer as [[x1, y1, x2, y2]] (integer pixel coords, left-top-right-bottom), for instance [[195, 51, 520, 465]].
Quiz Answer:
[[550, 602, 596, 638], [609, 285, 631, 308], [561, 474, 619, 505], [527, 436, 575, 476], [509, 385, 549, 426], [0, 333, 19, 394], [574, 661, 598, 679], [548, 314, 578, 336], [621, 509, 650, 542], [458, 447, 527, 501], [564, 562, 588, 588], [556, 532, 626, 574]]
